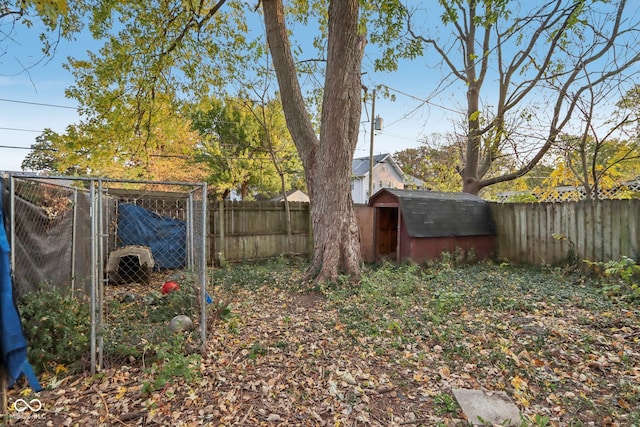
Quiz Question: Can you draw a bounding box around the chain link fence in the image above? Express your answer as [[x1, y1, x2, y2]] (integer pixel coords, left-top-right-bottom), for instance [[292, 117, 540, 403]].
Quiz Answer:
[[7, 174, 208, 373]]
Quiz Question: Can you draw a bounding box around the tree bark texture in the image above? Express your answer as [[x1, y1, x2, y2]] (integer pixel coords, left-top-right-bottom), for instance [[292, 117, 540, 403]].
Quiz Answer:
[[263, 0, 363, 283]]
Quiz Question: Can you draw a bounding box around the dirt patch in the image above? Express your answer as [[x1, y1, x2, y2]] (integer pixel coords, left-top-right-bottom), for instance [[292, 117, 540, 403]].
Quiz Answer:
[[292, 290, 326, 309]]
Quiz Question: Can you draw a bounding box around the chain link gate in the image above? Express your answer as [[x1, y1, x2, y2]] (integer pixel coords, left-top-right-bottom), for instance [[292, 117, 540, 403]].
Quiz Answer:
[[8, 174, 208, 373]]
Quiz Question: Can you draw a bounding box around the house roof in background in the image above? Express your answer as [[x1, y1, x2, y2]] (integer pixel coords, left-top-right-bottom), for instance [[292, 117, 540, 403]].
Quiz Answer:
[[271, 189, 310, 202], [403, 174, 425, 187], [352, 153, 395, 177], [370, 189, 497, 238], [352, 154, 426, 188]]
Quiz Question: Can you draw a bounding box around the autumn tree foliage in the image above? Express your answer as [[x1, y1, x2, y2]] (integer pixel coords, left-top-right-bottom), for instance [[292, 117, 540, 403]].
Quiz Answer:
[[542, 86, 640, 200], [393, 134, 464, 192], [27, 0, 251, 181], [24, 94, 207, 183], [190, 96, 302, 201]]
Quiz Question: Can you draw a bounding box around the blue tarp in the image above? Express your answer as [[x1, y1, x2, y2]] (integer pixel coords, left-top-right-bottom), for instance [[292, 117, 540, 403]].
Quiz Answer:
[[117, 203, 187, 270], [0, 182, 41, 391]]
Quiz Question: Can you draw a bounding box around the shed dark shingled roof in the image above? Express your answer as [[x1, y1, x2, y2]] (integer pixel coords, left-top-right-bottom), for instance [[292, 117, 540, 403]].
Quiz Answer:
[[372, 189, 497, 238]]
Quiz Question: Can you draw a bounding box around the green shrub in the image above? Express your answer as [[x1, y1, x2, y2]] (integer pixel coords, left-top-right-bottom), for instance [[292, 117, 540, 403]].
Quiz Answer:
[[437, 247, 476, 267], [583, 256, 640, 300], [19, 288, 90, 374], [141, 335, 201, 393]]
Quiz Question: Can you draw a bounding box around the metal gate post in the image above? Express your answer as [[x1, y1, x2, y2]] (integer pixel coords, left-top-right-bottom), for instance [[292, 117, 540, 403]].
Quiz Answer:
[[187, 191, 195, 270], [70, 188, 78, 297], [97, 179, 105, 371], [89, 181, 97, 375], [200, 183, 208, 352]]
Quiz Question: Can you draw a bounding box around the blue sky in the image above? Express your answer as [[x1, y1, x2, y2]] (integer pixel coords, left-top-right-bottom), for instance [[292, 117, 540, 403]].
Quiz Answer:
[[0, 22, 83, 172]]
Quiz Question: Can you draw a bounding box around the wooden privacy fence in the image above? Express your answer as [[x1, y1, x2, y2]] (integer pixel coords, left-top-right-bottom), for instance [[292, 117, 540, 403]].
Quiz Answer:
[[211, 200, 312, 263], [106, 193, 639, 266], [490, 199, 640, 265]]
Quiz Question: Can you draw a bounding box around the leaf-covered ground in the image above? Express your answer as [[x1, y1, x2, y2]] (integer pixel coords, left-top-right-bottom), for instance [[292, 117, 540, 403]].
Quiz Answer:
[[5, 258, 640, 426]]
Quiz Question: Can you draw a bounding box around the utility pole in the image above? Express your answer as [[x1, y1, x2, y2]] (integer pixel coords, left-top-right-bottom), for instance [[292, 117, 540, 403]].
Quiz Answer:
[[369, 88, 376, 201], [368, 89, 383, 202]]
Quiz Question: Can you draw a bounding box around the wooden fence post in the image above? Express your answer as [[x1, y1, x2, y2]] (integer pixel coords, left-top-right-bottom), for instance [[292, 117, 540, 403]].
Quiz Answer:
[[218, 199, 225, 265], [307, 202, 313, 258]]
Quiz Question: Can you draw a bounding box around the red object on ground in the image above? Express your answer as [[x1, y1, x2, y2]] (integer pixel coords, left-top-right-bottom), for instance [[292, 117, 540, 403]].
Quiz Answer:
[[161, 281, 180, 294]]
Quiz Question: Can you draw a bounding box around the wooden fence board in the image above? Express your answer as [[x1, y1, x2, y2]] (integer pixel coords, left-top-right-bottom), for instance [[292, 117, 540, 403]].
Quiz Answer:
[[568, 202, 577, 261], [530, 203, 540, 264], [588, 202, 595, 260], [489, 200, 640, 264], [551, 203, 560, 262], [607, 201, 618, 260], [631, 200, 640, 259], [210, 200, 312, 263], [596, 202, 605, 261], [505, 204, 515, 260], [518, 205, 528, 262], [543, 204, 551, 263], [575, 202, 585, 260], [539, 204, 547, 264]]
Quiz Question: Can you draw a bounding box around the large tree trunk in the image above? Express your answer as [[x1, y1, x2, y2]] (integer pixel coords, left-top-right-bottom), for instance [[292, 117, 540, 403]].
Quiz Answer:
[[459, 2, 483, 196], [462, 80, 482, 196], [262, 0, 363, 283]]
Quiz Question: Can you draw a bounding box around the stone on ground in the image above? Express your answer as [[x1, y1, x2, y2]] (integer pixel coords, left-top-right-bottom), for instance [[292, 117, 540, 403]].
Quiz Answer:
[[169, 315, 194, 333], [452, 388, 521, 426]]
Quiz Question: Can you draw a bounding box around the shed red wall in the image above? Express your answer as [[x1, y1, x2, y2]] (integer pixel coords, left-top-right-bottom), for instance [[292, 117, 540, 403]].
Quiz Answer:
[[395, 213, 494, 263], [398, 215, 411, 262], [355, 205, 375, 263], [403, 235, 496, 264]]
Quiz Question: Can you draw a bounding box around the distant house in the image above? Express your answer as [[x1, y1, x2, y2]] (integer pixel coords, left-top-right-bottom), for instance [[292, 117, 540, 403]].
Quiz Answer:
[[351, 153, 424, 204], [271, 190, 310, 203]]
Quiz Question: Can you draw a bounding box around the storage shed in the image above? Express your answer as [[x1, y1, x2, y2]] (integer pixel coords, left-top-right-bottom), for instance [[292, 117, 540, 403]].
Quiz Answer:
[[368, 189, 497, 263]]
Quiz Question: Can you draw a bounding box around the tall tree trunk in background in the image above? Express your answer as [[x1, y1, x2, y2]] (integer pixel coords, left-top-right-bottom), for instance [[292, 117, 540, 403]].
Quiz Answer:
[[263, 0, 363, 283], [277, 171, 293, 249]]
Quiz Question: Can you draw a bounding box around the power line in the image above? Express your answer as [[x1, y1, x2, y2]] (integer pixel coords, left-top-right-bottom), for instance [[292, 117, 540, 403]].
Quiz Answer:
[[0, 127, 43, 133], [382, 131, 425, 143], [381, 84, 460, 114], [0, 145, 37, 150], [0, 98, 77, 110]]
